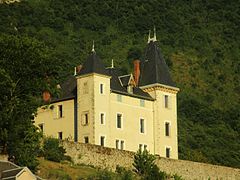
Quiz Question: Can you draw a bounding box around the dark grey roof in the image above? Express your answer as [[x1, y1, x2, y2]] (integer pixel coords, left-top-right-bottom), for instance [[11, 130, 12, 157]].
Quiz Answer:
[[79, 52, 108, 76], [2, 167, 23, 178], [139, 41, 176, 87], [51, 76, 77, 103], [106, 68, 153, 100]]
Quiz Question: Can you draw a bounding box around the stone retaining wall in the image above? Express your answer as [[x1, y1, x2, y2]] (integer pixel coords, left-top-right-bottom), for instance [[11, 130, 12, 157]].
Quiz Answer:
[[63, 141, 240, 180]]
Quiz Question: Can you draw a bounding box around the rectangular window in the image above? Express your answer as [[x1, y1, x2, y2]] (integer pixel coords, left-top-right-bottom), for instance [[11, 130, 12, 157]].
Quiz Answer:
[[38, 123, 44, 132], [100, 136, 105, 146], [117, 113, 122, 128], [100, 83, 104, 94], [117, 94, 122, 102], [58, 105, 63, 118], [84, 136, 89, 143], [82, 112, 89, 126], [120, 140, 124, 150], [166, 148, 170, 158], [140, 99, 145, 107], [58, 132, 63, 140], [164, 95, 169, 108], [140, 118, 145, 133], [139, 144, 142, 151], [116, 140, 119, 149], [144, 144, 147, 150], [165, 122, 170, 136], [100, 113, 105, 124]]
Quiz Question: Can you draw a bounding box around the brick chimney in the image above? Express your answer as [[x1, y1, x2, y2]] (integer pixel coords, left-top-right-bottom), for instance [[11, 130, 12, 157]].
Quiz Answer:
[[76, 65, 82, 73], [42, 90, 51, 102], [133, 59, 140, 86]]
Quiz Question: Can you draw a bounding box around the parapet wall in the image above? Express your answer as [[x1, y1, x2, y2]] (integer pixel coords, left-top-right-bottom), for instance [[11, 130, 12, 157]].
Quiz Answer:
[[63, 141, 240, 180]]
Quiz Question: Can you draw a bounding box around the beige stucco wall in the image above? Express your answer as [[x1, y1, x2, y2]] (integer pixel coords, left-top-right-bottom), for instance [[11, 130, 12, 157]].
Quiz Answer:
[[63, 141, 240, 180], [107, 92, 154, 153], [146, 87, 178, 159], [17, 169, 36, 180], [35, 74, 179, 159], [34, 99, 75, 140]]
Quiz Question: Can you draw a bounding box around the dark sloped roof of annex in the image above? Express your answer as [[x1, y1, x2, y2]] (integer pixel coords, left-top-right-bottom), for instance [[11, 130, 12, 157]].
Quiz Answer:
[[52, 53, 153, 102]]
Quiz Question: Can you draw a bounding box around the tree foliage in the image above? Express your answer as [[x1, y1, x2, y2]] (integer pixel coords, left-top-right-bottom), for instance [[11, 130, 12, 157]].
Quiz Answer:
[[0, 0, 239, 168], [0, 34, 59, 170]]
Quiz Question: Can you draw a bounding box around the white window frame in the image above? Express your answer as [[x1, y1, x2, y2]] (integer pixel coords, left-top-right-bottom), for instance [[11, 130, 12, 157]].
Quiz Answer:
[[84, 136, 89, 143], [100, 135, 105, 146], [163, 94, 171, 109], [100, 112, 105, 125], [140, 118, 145, 134], [116, 139, 119, 149], [100, 83, 104, 94], [57, 104, 63, 118], [81, 111, 89, 126], [58, 132, 63, 140], [116, 113, 123, 129], [164, 121, 171, 137], [165, 146, 171, 158]]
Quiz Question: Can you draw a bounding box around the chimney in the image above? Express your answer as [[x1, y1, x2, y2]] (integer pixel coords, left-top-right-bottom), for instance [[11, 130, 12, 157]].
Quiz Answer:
[[42, 90, 51, 102], [133, 59, 140, 86]]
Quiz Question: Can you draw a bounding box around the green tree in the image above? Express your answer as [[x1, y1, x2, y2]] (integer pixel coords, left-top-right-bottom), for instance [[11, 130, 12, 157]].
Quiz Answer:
[[43, 137, 66, 162], [133, 149, 166, 180], [0, 34, 59, 171]]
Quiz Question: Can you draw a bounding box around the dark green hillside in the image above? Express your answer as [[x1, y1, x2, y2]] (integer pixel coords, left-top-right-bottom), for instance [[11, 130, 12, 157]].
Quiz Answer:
[[0, 0, 239, 168]]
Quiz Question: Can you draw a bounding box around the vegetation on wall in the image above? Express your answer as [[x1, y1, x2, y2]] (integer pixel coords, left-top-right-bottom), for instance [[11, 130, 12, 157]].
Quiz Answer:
[[0, 0, 239, 168]]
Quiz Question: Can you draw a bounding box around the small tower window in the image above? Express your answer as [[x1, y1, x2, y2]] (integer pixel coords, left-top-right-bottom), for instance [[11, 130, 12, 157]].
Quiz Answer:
[[140, 118, 145, 133], [116, 140, 119, 149], [58, 105, 63, 118], [100, 113, 105, 124], [100, 136, 105, 146], [120, 140, 124, 150], [165, 122, 170, 136], [82, 112, 89, 126], [58, 132, 63, 140], [100, 83, 104, 94], [164, 95, 169, 108], [117, 113, 122, 128], [166, 147, 170, 158], [84, 136, 89, 143]]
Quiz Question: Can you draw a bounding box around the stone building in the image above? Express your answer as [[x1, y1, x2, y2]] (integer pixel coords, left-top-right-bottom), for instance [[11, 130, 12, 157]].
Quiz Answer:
[[34, 32, 179, 159]]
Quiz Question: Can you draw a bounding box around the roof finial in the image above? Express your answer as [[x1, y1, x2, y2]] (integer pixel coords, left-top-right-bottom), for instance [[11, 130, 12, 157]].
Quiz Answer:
[[111, 59, 114, 68], [92, 40, 95, 53], [148, 30, 151, 43], [74, 67, 77, 76], [153, 26, 157, 42]]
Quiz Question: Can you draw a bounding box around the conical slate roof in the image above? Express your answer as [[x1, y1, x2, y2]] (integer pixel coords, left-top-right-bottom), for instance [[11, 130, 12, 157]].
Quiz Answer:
[[79, 51, 108, 76], [139, 41, 176, 87]]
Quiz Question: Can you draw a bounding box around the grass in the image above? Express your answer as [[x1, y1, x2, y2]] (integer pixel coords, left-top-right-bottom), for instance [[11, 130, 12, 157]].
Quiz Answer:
[[36, 158, 98, 180]]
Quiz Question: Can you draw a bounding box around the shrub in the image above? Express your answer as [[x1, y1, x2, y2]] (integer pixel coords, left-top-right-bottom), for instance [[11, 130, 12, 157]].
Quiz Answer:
[[48, 169, 72, 180], [116, 165, 134, 180], [42, 137, 66, 162], [133, 149, 167, 180]]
